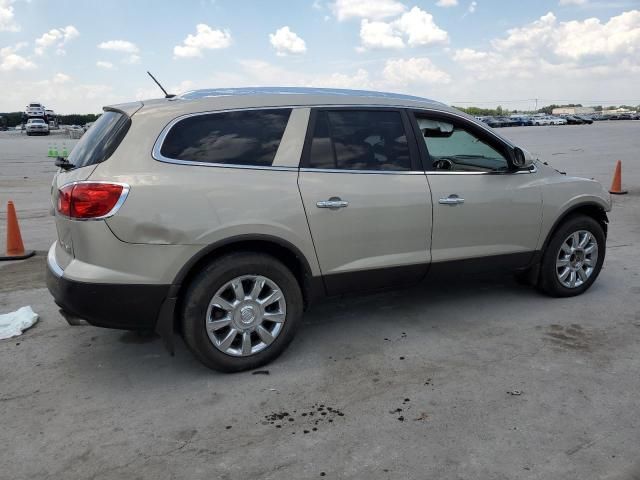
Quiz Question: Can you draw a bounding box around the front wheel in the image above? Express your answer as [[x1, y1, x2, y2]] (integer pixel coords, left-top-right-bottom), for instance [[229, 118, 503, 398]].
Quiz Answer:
[[182, 252, 303, 372], [538, 215, 605, 297]]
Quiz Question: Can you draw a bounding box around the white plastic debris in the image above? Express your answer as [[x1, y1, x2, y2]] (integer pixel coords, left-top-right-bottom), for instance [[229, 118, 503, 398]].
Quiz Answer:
[[0, 306, 39, 340]]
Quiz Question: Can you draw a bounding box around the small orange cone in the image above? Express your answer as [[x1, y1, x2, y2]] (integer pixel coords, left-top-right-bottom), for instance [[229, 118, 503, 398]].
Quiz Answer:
[[609, 160, 628, 195], [1, 201, 35, 261]]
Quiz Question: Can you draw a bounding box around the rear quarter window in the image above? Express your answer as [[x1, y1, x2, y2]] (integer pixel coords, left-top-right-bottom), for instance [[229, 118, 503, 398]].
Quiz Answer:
[[67, 111, 131, 169], [159, 109, 292, 167]]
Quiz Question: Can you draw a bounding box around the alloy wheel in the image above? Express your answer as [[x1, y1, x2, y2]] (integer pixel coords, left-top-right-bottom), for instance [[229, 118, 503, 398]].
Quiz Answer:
[[205, 275, 286, 357], [556, 230, 598, 288]]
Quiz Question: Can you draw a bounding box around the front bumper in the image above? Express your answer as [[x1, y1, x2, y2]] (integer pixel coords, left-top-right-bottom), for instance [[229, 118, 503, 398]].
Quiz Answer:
[[46, 246, 170, 331]]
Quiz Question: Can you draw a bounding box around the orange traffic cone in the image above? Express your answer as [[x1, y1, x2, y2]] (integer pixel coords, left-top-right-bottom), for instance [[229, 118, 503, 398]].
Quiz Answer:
[[609, 160, 628, 195], [1, 201, 35, 261]]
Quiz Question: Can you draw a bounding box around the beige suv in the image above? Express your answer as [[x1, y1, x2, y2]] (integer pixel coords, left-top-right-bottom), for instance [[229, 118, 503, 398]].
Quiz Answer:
[[46, 88, 611, 372]]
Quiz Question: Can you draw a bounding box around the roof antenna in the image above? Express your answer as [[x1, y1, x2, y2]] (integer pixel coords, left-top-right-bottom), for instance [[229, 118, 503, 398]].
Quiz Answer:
[[147, 71, 175, 98]]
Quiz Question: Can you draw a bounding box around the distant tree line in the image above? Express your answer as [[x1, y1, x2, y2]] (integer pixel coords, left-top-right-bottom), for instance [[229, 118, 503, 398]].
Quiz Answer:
[[0, 112, 101, 128]]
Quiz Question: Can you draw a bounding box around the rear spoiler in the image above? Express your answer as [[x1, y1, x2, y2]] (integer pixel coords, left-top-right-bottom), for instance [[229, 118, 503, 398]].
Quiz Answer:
[[103, 101, 143, 118]]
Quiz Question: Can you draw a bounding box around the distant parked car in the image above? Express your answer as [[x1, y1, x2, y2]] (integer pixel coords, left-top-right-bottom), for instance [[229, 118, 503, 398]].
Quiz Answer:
[[510, 116, 533, 126], [617, 113, 632, 120], [575, 115, 593, 124], [481, 117, 503, 128], [26, 118, 50, 136], [494, 116, 520, 127], [563, 116, 585, 125], [533, 116, 566, 126]]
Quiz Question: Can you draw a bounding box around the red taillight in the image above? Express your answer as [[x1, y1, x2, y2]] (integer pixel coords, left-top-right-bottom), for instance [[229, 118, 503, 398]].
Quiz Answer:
[[56, 182, 128, 219]]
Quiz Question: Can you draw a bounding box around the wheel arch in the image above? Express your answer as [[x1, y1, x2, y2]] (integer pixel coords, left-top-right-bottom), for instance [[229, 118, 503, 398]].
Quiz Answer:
[[171, 235, 323, 329], [541, 202, 609, 254]]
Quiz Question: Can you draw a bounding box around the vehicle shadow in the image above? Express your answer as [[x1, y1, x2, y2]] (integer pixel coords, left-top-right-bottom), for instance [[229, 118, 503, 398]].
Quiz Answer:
[[69, 270, 596, 381]]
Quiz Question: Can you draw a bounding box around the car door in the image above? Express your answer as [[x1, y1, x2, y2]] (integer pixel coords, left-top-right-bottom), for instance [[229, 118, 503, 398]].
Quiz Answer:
[[298, 108, 432, 295], [409, 110, 542, 270]]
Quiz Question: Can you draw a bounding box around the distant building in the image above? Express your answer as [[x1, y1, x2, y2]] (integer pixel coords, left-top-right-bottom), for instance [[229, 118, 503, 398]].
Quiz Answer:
[[552, 107, 596, 115]]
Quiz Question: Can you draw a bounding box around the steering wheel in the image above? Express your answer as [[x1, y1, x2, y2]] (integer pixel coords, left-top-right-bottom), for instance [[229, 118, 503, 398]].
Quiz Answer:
[[433, 158, 453, 170]]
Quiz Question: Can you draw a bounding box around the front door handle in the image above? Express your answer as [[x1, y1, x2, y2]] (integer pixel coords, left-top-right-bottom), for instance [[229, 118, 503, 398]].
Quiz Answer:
[[439, 194, 465, 205], [316, 197, 349, 209]]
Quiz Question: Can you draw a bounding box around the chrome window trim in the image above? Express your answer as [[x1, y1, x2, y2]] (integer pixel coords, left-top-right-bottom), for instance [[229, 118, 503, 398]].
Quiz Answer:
[[152, 106, 297, 169], [151, 103, 520, 172], [152, 157, 299, 172], [299, 168, 424, 175], [55, 181, 130, 221]]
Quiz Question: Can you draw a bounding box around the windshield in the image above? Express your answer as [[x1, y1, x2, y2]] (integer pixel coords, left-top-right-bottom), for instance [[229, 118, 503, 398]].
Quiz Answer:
[[66, 111, 131, 169]]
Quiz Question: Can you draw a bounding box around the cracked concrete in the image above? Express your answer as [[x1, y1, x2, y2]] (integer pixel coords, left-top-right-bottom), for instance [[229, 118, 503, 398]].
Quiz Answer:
[[1, 122, 640, 479]]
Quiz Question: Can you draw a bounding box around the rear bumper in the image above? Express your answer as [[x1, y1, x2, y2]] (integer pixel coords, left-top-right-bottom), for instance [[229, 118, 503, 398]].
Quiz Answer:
[[46, 247, 170, 331]]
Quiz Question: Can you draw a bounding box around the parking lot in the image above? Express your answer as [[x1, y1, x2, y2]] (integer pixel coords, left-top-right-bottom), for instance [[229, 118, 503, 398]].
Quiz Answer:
[[1, 122, 639, 479]]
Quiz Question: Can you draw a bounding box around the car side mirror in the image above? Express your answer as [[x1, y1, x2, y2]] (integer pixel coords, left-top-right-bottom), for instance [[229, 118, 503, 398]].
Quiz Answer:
[[512, 147, 534, 169]]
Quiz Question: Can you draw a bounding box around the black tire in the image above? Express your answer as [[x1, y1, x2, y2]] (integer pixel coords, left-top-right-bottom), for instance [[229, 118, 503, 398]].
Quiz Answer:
[[181, 252, 303, 372], [538, 215, 605, 297]]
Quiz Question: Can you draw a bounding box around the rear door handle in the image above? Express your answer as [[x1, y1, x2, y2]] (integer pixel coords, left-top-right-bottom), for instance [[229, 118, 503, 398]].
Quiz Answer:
[[316, 197, 349, 209], [439, 194, 465, 205]]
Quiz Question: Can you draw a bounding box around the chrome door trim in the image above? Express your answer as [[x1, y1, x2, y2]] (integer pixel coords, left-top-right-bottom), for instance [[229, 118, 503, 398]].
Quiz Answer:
[[300, 168, 425, 175], [427, 165, 537, 176]]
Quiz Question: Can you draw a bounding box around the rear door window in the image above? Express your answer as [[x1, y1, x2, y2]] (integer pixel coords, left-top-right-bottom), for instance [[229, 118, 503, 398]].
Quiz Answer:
[[160, 109, 292, 167], [307, 110, 412, 171], [67, 111, 131, 169]]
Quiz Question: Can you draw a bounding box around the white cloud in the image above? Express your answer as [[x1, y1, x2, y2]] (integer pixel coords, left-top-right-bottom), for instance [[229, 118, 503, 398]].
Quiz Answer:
[[394, 7, 449, 46], [318, 68, 372, 88], [436, 0, 458, 6], [559, 0, 587, 5], [0, 0, 19, 31], [383, 57, 451, 85], [360, 19, 404, 49], [453, 10, 640, 79], [96, 61, 114, 69], [0, 43, 35, 71], [331, 0, 406, 21], [173, 24, 231, 58], [97, 40, 139, 53], [269, 26, 307, 55], [467, 1, 477, 14], [35, 25, 79, 55], [359, 7, 449, 49], [52, 73, 71, 83], [123, 54, 141, 64]]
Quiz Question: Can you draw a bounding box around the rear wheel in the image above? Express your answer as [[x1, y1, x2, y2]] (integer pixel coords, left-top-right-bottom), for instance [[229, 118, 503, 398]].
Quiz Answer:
[[538, 215, 605, 297], [182, 252, 303, 372]]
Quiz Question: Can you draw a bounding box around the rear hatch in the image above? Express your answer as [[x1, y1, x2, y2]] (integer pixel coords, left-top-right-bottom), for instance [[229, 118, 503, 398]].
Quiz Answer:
[[51, 105, 139, 267]]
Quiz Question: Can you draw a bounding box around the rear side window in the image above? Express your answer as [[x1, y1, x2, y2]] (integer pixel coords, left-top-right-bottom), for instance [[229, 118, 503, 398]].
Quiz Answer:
[[67, 111, 131, 169], [160, 109, 292, 167], [308, 110, 411, 171]]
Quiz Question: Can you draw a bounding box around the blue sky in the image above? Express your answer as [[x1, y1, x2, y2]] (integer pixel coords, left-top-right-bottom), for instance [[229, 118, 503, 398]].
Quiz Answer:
[[2, 0, 640, 113]]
